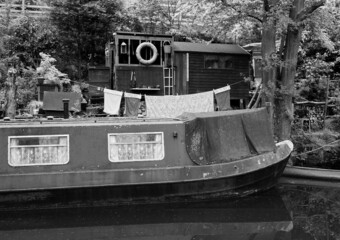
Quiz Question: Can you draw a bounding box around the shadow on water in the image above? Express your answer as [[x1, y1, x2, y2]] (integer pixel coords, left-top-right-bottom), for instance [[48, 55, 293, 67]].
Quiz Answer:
[[0, 188, 293, 240], [0, 184, 339, 240]]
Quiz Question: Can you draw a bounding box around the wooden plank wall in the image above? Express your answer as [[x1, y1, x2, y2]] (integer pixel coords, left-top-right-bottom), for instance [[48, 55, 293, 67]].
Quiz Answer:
[[188, 53, 250, 99], [116, 66, 164, 95], [174, 53, 188, 95]]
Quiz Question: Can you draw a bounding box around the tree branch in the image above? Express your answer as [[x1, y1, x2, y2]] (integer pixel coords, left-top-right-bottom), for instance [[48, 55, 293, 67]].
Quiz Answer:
[[220, 0, 263, 23], [297, 0, 326, 21]]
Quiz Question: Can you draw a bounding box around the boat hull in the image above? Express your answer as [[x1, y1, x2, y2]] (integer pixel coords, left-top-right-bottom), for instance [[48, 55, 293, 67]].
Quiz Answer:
[[0, 109, 293, 203], [0, 141, 292, 206]]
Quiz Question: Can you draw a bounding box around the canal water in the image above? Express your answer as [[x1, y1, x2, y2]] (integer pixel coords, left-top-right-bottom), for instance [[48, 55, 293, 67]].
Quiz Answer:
[[0, 184, 339, 240]]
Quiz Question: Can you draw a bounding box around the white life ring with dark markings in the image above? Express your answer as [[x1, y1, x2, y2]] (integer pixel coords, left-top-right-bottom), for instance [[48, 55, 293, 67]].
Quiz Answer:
[[136, 42, 158, 65]]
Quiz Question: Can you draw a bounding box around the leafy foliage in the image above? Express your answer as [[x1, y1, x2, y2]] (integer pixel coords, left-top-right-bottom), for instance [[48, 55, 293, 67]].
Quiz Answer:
[[296, 53, 335, 101], [0, 14, 59, 115], [50, 0, 142, 80], [2, 16, 58, 67], [36, 52, 70, 85], [128, 0, 189, 35]]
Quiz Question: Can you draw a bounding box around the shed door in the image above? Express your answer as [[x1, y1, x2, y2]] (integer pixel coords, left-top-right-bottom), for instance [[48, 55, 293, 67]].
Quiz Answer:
[[174, 53, 189, 95]]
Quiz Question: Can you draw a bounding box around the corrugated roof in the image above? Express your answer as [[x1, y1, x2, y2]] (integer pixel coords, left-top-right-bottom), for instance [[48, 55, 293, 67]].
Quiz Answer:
[[173, 42, 250, 55]]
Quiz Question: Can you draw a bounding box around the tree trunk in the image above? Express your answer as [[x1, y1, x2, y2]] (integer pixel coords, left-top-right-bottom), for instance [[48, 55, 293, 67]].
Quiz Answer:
[[275, 0, 304, 140], [261, 0, 278, 130], [5, 73, 17, 119]]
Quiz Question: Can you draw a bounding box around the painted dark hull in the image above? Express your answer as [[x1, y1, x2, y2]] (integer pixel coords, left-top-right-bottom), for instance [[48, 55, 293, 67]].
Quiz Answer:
[[0, 111, 293, 203], [0, 141, 292, 208]]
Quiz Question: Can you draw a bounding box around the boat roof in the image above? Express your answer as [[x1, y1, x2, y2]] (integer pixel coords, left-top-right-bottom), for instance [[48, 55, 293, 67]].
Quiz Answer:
[[173, 42, 250, 55], [0, 116, 182, 128], [0, 108, 267, 128]]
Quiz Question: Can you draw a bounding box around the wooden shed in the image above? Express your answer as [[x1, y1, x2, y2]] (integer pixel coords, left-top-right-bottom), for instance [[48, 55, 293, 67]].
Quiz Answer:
[[105, 31, 174, 96], [172, 42, 251, 102], [89, 32, 251, 106]]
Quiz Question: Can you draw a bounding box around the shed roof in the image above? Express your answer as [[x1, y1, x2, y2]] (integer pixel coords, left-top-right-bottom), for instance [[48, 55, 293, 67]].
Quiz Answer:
[[173, 42, 250, 55], [43, 92, 82, 112]]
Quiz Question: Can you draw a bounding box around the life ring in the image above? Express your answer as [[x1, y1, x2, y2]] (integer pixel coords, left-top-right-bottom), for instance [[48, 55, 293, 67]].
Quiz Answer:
[[136, 42, 158, 65]]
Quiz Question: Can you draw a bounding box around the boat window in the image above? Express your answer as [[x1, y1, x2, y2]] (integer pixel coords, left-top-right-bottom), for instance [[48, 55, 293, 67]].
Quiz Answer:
[[108, 132, 164, 162], [8, 135, 69, 166]]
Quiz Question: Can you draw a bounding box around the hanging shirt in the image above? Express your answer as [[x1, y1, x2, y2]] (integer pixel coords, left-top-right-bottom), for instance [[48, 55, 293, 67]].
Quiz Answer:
[[145, 91, 214, 118], [104, 89, 123, 115], [124, 92, 141, 117], [214, 85, 231, 111]]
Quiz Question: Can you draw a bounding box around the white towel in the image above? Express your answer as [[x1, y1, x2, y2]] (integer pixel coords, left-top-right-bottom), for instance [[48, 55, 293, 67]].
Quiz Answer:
[[104, 89, 123, 115], [145, 91, 214, 118], [213, 85, 231, 111]]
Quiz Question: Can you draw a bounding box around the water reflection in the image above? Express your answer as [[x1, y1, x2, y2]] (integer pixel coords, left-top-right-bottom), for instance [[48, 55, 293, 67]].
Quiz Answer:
[[0, 185, 339, 240], [279, 184, 340, 240], [0, 189, 292, 240]]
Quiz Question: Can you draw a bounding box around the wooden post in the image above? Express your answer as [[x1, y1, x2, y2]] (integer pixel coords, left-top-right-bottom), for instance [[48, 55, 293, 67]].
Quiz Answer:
[[63, 99, 70, 119], [266, 102, 274, 134]]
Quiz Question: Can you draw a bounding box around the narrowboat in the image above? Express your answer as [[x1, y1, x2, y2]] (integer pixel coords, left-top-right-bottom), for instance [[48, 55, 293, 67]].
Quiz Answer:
[[0, 107, 293, 203]]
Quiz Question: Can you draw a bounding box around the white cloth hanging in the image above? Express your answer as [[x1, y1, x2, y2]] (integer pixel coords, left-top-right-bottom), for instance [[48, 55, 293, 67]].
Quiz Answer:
[[104, 89, 123, 115]]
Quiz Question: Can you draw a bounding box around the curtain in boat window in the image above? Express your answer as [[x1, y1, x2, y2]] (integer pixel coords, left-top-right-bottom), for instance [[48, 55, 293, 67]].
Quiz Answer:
[[9, 135, 69, 166], [108, 133, 164, 162]]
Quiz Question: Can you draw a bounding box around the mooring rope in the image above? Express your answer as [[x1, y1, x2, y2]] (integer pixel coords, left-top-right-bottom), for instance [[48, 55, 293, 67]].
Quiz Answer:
[[293, 139, 340, 157]]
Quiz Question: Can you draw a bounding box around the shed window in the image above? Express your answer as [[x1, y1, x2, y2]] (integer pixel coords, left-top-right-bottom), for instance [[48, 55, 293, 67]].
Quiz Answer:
[[205, 55, 234, 69], [8, 135, 69, 166], [108, 132, 164, 162], [118, 39, 128, 64], [130, 39, 140, 64]]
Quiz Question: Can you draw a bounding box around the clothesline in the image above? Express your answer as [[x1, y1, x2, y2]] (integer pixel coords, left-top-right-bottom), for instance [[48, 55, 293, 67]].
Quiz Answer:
[[68, 79, 102, 90], [67, 78, 246, 94], [103, 85, 231, 117], [228, 79, 247, 87]]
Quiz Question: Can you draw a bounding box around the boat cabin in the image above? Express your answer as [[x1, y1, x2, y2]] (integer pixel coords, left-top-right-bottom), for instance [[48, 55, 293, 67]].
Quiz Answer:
[[88, 32, 251, 107]]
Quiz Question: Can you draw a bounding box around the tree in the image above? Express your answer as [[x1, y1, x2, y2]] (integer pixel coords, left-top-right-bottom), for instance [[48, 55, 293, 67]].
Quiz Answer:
[[50, 0, 142, 80], [178, 0, 332, 140], [0, 14, 58, 118], [273, 0, 326, 140], [128, 0, 185, 34]]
